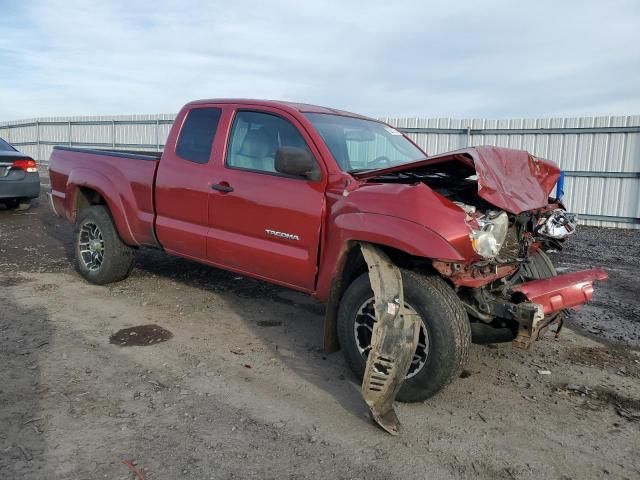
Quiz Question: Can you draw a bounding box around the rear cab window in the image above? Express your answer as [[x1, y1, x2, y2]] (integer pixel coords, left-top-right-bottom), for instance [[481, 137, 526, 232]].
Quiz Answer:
[[176, 108, 222, 164]]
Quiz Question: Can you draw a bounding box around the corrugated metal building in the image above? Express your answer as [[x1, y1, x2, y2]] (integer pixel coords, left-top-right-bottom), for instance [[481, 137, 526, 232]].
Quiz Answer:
[[1, 113, 638, 229], [382, 116, 640, 229]]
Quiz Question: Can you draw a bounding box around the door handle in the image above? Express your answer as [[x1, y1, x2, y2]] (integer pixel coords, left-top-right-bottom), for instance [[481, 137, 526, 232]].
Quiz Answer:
[[211, 182, 234, 193]]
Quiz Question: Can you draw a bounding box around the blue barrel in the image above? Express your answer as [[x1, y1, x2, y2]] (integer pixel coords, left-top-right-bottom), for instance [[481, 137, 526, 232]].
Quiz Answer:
[[555, 171, 565, 200]]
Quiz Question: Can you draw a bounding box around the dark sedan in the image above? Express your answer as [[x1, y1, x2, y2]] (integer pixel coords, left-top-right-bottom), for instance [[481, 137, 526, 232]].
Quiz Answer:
[[0, 137, 40, 210]]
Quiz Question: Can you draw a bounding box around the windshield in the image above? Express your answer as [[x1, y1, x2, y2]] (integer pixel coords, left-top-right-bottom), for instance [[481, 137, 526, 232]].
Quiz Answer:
[[304, 113, 426, 172], [0, 137, 16, 152]]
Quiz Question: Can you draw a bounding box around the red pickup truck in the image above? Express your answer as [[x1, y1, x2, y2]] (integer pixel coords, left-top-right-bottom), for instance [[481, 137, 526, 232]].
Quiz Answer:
[[48, 99, 606, 412]]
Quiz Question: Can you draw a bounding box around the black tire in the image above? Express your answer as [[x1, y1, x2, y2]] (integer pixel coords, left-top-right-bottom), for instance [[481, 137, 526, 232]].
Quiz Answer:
[[508, 250, 557, 291], [2, 198, 19, 210], [16, 198, 32, 211], [520, 250, 560, 323], [337, 270, 471, 403], [528, 249, 557, 278], [2, 198, 32, 211], [74, 205, 135, 285]]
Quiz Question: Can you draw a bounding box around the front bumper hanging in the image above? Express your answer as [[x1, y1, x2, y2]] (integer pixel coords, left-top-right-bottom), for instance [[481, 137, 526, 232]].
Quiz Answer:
[[465, 268, 608, 349], [510, 268, 608, 349], [511, 268, 608, 315]]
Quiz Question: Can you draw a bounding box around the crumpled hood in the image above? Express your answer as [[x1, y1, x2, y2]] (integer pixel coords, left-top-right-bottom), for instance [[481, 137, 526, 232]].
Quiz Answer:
[[351, 146, 561, 214]]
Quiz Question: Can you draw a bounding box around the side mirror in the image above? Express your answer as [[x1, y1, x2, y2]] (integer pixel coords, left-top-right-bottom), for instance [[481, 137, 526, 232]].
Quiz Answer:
[[275, 146, 320, 180]]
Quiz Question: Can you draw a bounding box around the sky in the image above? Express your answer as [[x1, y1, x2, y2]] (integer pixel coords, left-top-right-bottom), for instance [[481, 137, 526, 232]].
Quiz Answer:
[[1, 0, 639, 121]]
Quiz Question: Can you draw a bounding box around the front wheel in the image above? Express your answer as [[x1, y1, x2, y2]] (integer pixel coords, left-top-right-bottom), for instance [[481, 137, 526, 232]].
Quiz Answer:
[[337, 270, 471, 403], [74, 205, 135, 285]]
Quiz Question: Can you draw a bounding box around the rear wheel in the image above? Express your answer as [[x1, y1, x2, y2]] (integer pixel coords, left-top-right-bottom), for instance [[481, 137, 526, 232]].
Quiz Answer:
[[74, 205, 134, 284], [337, 270, 471, 403]]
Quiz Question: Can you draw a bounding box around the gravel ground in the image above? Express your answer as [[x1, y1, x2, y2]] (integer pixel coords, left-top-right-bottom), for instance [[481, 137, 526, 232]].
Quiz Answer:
[[1, 179, 639, 479]]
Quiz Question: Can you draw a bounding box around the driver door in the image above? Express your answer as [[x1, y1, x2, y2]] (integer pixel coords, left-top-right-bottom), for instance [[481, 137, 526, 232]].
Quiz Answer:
[[206, 107, 326, 292]]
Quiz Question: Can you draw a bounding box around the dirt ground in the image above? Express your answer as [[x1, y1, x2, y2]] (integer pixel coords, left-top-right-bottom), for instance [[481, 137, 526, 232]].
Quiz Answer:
[[1, 176, 639, 479]]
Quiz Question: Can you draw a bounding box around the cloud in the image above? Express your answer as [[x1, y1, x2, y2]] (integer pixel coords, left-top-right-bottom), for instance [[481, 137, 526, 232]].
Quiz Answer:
[[1, 0, 639, 120]]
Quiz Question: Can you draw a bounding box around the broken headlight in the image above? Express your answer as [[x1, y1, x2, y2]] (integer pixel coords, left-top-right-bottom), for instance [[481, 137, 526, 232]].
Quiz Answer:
[[537, 209, 577, 239], [470, 211, 509, 259]]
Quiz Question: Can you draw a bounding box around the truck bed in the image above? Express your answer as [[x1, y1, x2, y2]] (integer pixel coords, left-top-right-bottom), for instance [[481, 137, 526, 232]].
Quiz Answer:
[[48, 146, 161, 246]]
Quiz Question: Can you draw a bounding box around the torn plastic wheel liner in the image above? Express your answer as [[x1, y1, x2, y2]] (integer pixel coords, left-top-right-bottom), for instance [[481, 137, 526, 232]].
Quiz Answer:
[[359, 243, 421, 435]]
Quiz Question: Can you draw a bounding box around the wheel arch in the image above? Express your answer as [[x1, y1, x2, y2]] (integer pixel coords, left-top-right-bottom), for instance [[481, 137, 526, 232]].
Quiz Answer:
[[75, 186, 106, 213], [65, 168, 137, 245]]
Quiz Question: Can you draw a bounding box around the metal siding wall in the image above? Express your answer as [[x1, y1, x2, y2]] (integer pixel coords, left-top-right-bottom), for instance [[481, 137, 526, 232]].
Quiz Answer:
[[0, 114, 177, 155], [0, 113, 637, 229], [383, 116, 640, 229]]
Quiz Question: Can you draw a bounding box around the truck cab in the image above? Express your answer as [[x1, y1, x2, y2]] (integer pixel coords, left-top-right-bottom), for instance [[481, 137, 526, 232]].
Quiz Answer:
[[154, 101, 329, 291]]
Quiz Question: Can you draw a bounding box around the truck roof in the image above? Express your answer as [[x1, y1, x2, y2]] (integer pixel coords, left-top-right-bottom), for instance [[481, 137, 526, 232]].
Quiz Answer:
[[186, 98, 373, 120]]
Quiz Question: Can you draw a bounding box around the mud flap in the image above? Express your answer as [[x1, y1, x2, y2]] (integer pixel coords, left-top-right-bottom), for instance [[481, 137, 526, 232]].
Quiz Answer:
[[359, 243, 420, 435]]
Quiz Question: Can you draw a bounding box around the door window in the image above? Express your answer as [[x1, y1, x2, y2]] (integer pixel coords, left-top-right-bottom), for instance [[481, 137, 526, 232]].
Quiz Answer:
[[226, 111, 314, 175]]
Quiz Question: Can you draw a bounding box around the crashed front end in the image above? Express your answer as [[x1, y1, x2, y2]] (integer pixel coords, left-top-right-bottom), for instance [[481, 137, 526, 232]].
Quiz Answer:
[[347, 146, 608, 434], [354, 146, 608, 350], [431, 202, 608, 349]]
